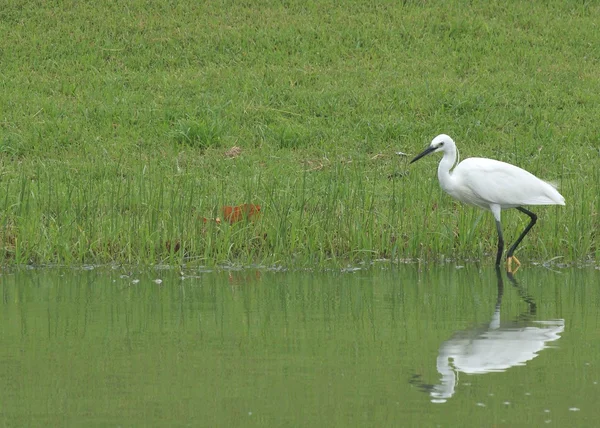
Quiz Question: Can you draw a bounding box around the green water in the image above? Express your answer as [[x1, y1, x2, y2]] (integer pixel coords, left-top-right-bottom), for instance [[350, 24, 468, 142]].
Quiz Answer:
[[0, 265, 598, 427]]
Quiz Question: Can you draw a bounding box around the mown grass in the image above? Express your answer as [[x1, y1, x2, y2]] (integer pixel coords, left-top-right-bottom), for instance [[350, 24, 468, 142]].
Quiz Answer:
[[0, 1, 598, 267]]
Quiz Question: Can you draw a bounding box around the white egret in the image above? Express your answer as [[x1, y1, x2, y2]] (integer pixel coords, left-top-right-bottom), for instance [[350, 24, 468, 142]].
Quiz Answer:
[[410, 134, 565, 271]]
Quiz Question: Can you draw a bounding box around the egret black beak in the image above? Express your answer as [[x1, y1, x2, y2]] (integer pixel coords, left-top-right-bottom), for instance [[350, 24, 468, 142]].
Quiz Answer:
[[410, 145, 436, 164]]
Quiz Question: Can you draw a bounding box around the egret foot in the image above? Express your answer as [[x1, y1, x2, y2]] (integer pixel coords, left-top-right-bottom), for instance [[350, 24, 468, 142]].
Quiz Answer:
[[507, 255, 521, 274]]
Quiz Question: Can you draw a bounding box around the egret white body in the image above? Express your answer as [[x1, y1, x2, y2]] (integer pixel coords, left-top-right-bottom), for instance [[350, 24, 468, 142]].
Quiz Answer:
[[410, 134, 565, 270]]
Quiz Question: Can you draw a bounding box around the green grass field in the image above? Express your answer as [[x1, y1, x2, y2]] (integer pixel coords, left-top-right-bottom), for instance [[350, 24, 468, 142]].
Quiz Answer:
[[1, 1, 598, 267]]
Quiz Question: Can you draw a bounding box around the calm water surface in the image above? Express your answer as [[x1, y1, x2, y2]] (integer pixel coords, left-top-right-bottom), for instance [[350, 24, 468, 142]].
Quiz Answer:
[[1, 265, 598, 426]]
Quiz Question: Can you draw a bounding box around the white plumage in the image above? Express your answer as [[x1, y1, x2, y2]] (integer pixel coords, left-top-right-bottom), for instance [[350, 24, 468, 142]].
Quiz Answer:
[[411, 134, 565, 270]]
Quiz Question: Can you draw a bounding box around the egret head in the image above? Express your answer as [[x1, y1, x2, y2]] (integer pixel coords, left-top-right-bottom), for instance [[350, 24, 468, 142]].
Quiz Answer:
[[410, 134, 454, 164]]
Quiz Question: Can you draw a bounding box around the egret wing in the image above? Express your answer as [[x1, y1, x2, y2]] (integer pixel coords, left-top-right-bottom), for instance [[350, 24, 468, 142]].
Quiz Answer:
[[454, 158, 563, 207]]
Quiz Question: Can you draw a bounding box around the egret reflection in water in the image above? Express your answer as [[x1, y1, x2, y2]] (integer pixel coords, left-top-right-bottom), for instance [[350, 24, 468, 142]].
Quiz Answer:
[[413, 268, 564, 404]]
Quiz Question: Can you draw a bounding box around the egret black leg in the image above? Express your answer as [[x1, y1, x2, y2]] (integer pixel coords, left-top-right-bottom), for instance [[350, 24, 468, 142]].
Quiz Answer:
[[506, 207, 537, 266], [494, 219, 504, 266]]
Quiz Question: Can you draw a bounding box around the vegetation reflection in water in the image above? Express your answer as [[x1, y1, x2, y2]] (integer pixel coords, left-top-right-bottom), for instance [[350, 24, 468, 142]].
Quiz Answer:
[[0, 266, 598, 427]]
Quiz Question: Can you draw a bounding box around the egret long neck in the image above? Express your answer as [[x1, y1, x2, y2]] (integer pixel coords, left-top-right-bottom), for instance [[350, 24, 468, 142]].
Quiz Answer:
[[437, 144, 457, 193]]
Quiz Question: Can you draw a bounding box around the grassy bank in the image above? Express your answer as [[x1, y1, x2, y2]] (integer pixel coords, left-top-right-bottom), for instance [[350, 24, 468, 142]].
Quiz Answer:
[[1, 1, 598, 267]]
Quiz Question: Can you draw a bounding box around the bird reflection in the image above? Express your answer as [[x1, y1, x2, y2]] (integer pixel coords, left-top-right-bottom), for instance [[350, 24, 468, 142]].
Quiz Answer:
[[413, 268, 564, 404]]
